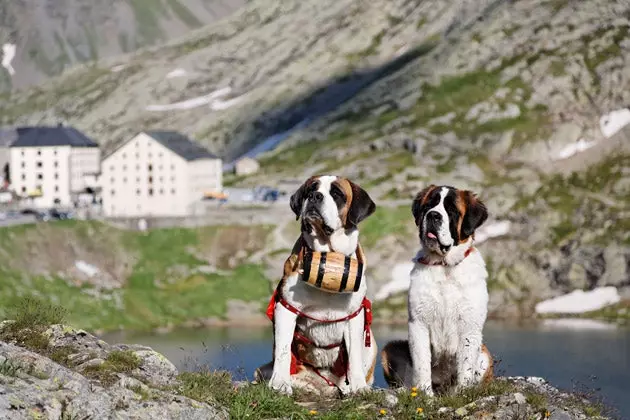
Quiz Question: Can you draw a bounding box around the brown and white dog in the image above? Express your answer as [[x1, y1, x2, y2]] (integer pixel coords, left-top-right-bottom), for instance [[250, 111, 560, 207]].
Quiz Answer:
[[255, 175, 377, 397], [381, 185, 493, 396]]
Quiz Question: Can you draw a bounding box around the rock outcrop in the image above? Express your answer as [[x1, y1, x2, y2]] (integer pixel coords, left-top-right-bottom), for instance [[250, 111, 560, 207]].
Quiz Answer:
[[0, 322, 612, 419]]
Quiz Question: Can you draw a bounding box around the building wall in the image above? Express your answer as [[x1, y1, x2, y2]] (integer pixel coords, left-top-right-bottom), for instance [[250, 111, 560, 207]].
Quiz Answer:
[[70, 147, 100, 193], [101, 133, 191, 217], [0, 147, 9, 185], [187, 157, 223, 202], [9, 145, 73, 208]]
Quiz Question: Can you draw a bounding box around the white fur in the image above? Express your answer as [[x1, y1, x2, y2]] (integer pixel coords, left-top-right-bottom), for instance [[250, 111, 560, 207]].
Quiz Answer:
[[408, 245, 489, 396], [269, 176, 376, 396], [421, 188, 455, 249]]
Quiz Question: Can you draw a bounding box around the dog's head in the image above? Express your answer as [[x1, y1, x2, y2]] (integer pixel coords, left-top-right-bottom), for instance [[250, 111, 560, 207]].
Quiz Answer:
[[290, 175, 375, 236], [412, 185, 488, 256]]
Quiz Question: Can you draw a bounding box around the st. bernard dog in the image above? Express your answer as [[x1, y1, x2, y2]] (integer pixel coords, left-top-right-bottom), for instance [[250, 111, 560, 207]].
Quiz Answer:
[[255, 175, 377, 397], [381, 185, 493, 396]]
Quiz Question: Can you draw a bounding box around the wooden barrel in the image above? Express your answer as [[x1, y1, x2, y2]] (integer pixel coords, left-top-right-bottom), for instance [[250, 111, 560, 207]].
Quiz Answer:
[[300, 248, 364, 294]]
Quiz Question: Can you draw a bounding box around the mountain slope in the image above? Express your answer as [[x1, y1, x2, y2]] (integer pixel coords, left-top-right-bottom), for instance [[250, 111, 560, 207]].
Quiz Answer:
[[0, 0, 629, 319], [0, 0, 244, 91]]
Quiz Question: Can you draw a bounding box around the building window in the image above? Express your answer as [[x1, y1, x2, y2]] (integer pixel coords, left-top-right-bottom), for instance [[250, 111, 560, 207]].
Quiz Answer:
[[37, 149, 41, 156], [170, 164, 175, 170], [110, 165, 114, 171], [21, 150, 24, 157], [36, 173, 43, 180], [158, 164, 163, 170], [136, 153, 140, 159], [122, 165, 127, 171], [136, 189, 141, 196], [171, 176, 175, 182], [136, 177, 140, 183], [135, 141, 139, 148], [159, 176, 164, 182], [148, 176, 153, 183], [110, 177, 115, 184], [122, 153, 126, 159], [158, 152, 163, 158], [36, 161, 43, 168], [123, 177, 127, 183], [148, 188, 154, 196], [159, 188, 164, 195], [136, 164, 140, 170], [171, 188, 175, 195], [148, 164, 153, 172], [54, 161, 58, 168], [111, 189, 115, 196], [53, 149, 57, 156], [148, 153, 152, 158], [21, 186, 26, 193], [54, 186, 59, 192], [54, 173, 59, 180], [21, 162, 25, 168], [21, 174, 25, 181]]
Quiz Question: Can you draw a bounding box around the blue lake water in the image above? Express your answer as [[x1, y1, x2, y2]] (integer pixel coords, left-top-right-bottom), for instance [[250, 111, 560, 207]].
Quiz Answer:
[[104, 320, 630, 418]]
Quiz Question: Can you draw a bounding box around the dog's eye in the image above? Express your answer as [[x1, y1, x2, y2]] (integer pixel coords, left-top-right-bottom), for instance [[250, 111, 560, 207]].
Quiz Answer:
[[330, 186, 345, 200]]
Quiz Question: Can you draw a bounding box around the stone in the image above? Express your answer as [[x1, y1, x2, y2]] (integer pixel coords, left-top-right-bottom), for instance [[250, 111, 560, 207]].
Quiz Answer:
[[513, 392, 527, 405]]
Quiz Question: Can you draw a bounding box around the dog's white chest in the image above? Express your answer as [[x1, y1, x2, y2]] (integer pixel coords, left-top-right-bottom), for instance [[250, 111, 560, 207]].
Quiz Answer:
[[408, 254, 488, 354]]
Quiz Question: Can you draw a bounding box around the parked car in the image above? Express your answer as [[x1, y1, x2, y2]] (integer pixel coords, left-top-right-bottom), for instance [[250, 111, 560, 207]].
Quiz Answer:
[[48, 209, 74, 220]]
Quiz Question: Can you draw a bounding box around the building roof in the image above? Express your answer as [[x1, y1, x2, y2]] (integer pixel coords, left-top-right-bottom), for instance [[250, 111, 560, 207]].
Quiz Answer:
[[144, 131, 218, 161], [10, 125, 98, 148], [0, 128, 17, 147]]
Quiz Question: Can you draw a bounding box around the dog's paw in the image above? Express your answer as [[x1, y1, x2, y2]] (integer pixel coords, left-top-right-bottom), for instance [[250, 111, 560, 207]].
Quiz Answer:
[[418, 384, 434, 398], [269, 376, 293, 396]]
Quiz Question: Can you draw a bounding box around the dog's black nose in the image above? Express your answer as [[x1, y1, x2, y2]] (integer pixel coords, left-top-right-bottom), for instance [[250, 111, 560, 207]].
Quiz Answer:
[[310, 191, 324, 202], [427, 211, 442, 223]]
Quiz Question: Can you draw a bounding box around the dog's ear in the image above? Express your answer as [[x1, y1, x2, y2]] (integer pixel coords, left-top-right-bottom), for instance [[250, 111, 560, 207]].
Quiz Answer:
[[412, 185, 437, 226], [460, 190, 488, 239], [346, 181, 376, 227], [290, 178, 315, 221]]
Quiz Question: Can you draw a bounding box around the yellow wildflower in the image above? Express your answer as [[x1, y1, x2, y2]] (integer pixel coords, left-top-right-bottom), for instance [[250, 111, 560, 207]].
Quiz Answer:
[[545, 411, 551, 418], [309, 410, 318, 415], [411, 387, 418, 392], [379, 409, 387, 415], [416, 407, 424, 414], [411, 392, 418, 398]]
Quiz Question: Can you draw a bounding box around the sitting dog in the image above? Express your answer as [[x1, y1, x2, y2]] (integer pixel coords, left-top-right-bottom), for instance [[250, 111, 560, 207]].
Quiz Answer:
[[255, 175, 377, 397], [381, 185, 493, 396]]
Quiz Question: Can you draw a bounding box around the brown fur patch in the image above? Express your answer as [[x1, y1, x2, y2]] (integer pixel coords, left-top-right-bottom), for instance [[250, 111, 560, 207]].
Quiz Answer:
[[333, 178, 354, 226], [412, 185, 439, 225], [455, 190, 469, 244], [481, 344, 494, 384], [365, 340, 377, 384]]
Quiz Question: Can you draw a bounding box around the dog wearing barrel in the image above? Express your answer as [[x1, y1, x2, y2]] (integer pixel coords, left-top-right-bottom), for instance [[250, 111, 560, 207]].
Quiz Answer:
[[255, 175, 377, 397], [381, 185, 494, 396]]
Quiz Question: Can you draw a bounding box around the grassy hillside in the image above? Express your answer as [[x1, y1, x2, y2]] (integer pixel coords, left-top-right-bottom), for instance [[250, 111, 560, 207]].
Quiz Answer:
[[0, 221, 273, 332]]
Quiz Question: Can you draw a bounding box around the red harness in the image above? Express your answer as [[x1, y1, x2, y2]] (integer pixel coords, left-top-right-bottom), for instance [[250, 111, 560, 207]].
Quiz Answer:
[[266, 284, 373, 388], [416, 247, 475, 265]]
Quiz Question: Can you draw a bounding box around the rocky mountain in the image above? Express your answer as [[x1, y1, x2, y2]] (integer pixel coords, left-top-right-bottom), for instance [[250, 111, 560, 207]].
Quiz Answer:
[[0, 0, 629, 319], [0, 0, 245, 91]]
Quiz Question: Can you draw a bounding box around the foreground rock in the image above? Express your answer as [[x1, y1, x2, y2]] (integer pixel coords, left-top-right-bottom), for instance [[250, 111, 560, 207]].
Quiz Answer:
[[0, 323, 610, 419], [0, 323, 227, 420]]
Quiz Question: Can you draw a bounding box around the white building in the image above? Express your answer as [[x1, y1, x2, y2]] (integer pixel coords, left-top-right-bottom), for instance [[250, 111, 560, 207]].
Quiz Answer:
[[9, 126, 100, 208], [101, 131, 222, 217]]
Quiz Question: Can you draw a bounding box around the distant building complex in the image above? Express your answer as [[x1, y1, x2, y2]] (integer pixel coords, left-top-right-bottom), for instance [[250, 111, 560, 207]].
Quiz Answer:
[[9, 126, 100, 208], [0, 125, 223, 217], [101, 131, 222, 217]]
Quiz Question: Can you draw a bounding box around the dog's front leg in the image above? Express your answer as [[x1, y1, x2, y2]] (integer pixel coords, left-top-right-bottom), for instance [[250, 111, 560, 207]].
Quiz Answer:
[[269, 304, 298, 395], [409, 319, 434, 397], [342, 313, 370, 395], [456, 328, 483, 390]]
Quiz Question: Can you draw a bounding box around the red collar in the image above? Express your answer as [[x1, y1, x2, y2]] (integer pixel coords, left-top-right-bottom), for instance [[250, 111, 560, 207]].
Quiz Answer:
[[416, 247, 475, 266]]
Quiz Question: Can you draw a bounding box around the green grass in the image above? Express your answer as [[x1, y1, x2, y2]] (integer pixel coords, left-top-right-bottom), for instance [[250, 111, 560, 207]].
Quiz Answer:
[[360, 206, 415, 248], [178, 371, 523, 420], [0, 221, 273, 332], [82, 350, 142, 386]]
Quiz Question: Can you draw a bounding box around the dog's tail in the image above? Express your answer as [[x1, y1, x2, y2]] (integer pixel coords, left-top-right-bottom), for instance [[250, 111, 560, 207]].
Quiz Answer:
[[381, 340, 412, 388]]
